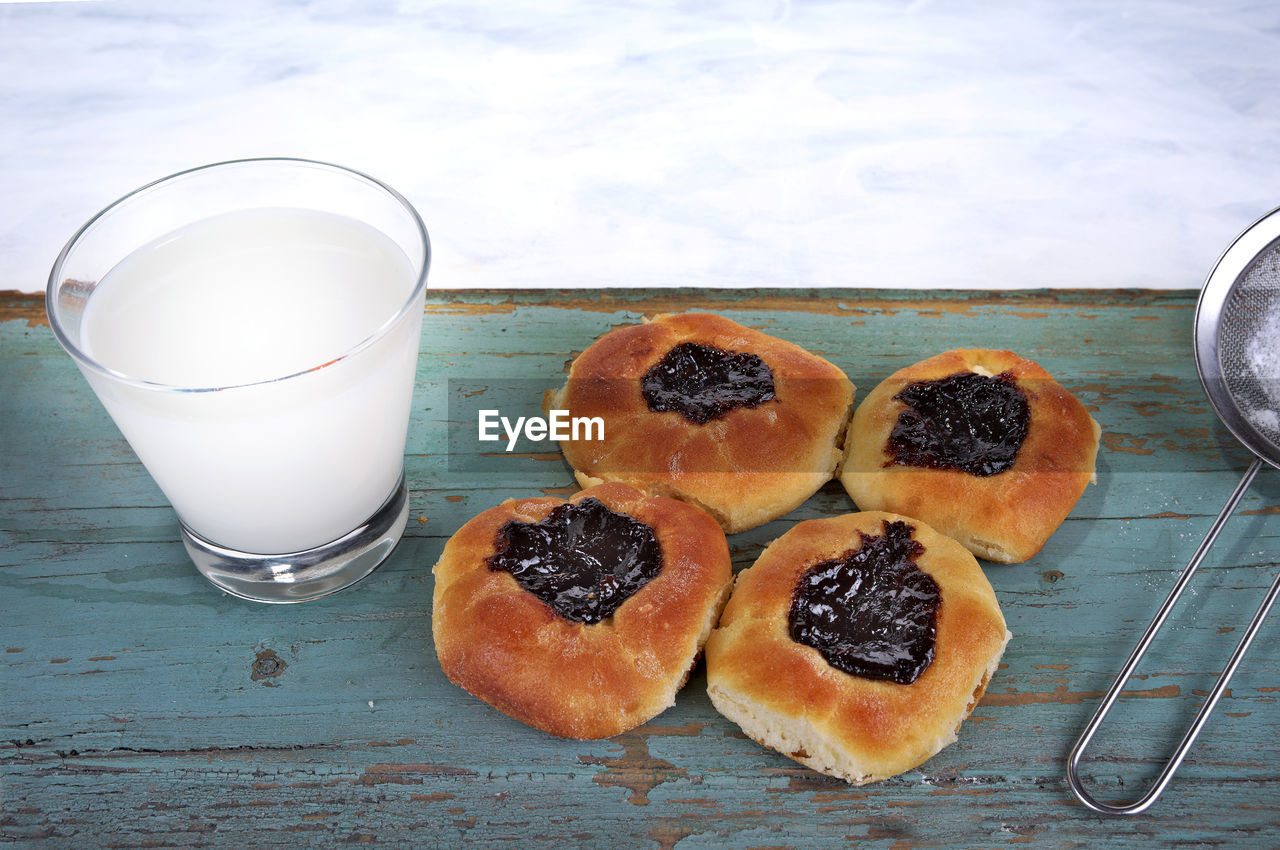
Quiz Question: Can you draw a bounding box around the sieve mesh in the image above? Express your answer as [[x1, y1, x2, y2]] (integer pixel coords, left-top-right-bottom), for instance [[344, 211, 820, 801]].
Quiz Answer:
[[1219, 235, 1280, 454]]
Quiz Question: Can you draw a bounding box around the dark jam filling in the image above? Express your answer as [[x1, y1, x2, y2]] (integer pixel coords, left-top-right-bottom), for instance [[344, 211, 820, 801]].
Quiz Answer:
[[787, 520, 939, 685], [640, 341, 776, 425], [486, 497, 662, 625], [887, 370, 1030, 477]]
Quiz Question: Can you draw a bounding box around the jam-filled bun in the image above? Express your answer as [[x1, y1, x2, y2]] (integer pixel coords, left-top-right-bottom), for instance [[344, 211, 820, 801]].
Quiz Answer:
[[432, 482, 733, 740], [545, 313, 855, 534], [840, 349, 1100, 564], [705, 511, 1010, 785]]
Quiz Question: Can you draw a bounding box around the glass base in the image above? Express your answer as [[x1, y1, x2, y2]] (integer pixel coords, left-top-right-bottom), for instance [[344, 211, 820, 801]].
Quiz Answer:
[[181, 474, 409, 603]]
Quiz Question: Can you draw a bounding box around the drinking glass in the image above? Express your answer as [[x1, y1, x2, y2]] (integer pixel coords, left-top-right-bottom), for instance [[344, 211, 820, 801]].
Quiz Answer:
[[46, 158, 430, 603]]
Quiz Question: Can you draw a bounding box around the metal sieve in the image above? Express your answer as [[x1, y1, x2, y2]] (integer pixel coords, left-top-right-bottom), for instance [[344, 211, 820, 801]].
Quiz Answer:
[[1067, 206, 1280, 815]]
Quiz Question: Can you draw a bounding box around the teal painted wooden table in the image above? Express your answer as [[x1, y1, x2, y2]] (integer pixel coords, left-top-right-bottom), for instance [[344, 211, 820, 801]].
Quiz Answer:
[[3, 288, 1278, 847]]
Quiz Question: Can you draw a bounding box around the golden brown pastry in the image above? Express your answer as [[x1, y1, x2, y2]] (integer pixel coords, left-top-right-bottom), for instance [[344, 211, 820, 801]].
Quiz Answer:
[[432, 482, 733, 740], [840, 348, 1100, 563], [705, 510, 1010, 784], [545, 313, 855, 534]]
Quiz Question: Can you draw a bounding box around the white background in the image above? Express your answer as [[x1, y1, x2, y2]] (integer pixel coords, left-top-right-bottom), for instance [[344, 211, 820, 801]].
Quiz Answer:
[[3, 0, 1279, 293]]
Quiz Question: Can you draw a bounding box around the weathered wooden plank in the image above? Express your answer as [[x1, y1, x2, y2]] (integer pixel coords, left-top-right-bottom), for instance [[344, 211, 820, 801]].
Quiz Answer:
[[4, 288, 1279, 847]]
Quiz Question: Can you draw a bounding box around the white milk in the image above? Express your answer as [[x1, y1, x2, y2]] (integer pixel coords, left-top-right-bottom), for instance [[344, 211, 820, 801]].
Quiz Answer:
[[79, 207, 422, 554]]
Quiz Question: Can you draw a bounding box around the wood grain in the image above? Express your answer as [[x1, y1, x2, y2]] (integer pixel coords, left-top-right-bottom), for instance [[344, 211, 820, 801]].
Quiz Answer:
[[3, 288, 1279, 847]]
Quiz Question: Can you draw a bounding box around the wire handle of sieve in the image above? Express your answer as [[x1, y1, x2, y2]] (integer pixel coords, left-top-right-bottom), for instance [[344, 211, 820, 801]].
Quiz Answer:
[[1066, 457, 1280, 815]]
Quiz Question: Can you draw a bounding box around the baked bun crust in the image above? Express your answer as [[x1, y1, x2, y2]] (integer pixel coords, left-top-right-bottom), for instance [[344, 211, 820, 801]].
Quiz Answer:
[[705, 510, 1010, 784], [432, 482, 733, 739], [546, 313, 855, 533], [840, 349, 1100, 563]]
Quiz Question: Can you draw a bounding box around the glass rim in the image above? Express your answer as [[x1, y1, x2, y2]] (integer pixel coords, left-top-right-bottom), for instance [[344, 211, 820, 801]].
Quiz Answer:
[[45, 156, 431, 394]]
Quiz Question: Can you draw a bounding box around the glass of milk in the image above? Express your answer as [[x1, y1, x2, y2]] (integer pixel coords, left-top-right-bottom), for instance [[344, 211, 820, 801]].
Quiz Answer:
[[46, 158, 430, 603]]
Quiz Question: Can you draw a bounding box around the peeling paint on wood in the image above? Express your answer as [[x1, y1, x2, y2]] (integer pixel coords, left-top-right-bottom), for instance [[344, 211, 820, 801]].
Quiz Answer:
[[4, 287, 1279, 846]]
